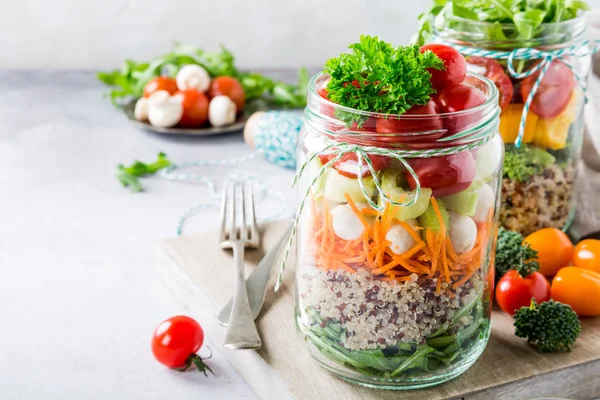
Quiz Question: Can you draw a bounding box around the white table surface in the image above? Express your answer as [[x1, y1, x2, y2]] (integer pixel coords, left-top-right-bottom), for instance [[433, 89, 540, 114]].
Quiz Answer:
[[0, 70, 298, 399]]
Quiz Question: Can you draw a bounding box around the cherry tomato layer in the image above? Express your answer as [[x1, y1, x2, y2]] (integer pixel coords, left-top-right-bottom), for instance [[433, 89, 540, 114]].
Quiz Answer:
[[520, 60, 574, 118], [495, 270, 551, 316], [420, 44, 467, 91], [524, 228, 573, 277], [209, 76, 246, 111], [144, 77, 178, 98], [405, 150, 476, 197], [552, 267, 600, 316], [176, 89, 209, 128], [436, 84, 486, 135], [152, 315, 205, 369], [318, 153, 390, 178], [375, 101, 443, 141], [573, 239, 600, 273], [467, 57, 514, 110]]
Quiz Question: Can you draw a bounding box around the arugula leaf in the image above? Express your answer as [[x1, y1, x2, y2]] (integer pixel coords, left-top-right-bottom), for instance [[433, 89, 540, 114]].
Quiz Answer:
[[98, 45, 308, 110], [324, 35, 444, 115], [414, 0, 589, 46], [116, 152, 172, 192]]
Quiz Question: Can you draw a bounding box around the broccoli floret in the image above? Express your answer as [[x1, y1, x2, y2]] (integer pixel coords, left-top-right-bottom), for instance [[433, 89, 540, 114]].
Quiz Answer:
[[503, 144, 555, 182], [495, 227, 539, 281], [514, 300, 581, 353]]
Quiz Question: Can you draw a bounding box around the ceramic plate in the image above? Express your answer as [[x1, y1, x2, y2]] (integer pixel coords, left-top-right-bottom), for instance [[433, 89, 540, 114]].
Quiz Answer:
[[123, 100, 246, 136]]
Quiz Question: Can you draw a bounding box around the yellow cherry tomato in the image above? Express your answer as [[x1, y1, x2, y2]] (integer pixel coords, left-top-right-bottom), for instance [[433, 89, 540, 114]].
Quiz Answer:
[[524, 228, 574, 277], [573, 239, 600, 273], [552, 267, 600, 316]]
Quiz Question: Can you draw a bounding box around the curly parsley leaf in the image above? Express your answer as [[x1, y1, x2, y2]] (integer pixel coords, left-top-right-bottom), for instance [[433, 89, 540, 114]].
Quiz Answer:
[[324, 35, 443, 115]]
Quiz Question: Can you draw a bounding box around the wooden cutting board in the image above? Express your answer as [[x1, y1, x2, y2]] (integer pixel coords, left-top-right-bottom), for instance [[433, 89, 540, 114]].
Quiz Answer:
[[158, 219, 600, 400]]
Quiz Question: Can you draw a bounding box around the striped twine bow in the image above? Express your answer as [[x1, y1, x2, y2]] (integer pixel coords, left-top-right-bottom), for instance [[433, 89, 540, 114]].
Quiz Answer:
[[442, 39, 600, 147], [274, 133, 493, 291]]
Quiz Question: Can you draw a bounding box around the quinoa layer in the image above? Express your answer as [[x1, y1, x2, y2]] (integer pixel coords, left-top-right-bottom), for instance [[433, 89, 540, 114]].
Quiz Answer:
[[501, 164, 575, 236], [300, 267, 481, 351]]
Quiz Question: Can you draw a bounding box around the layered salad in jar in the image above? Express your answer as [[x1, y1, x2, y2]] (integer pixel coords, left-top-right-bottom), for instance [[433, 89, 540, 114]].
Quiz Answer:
[[295, 36, 502, 387], [416, 0, 589, 236]]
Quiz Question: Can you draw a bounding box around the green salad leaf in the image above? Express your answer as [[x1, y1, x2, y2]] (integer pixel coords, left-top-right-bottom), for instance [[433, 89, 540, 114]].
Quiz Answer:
[[98, 45, 308, 109], [414, 0, 589, 45], [116, 152, 172, 192], [324, 35, 444, 115]]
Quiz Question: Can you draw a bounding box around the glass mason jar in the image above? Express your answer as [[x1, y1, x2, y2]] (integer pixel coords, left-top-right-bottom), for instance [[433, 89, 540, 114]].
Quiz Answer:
[[431, 16, 591, 236], [294, 72, 502, 389]]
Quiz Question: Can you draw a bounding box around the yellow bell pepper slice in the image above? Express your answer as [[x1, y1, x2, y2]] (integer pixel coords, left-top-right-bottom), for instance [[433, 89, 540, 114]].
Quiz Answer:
[[499, 103, 538, 144], [532, 91, 579, 151]]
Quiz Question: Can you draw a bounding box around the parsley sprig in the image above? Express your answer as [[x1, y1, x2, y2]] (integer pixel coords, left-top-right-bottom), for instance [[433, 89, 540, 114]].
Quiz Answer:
[[324, 35, 444, 115]]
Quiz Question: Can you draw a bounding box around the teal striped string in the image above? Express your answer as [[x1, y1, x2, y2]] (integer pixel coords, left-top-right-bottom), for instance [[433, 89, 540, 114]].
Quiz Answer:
[[253, 110, 303, 169], [274, 133, 493, 291], [441, 39, 600, 147]]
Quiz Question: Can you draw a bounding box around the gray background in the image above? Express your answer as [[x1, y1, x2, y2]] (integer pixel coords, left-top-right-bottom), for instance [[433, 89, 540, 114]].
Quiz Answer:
[[2, 0, 597, 70]]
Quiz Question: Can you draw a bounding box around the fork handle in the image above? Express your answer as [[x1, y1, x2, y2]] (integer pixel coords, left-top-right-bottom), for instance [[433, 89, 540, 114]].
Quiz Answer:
[[224, 242, 262, 350]]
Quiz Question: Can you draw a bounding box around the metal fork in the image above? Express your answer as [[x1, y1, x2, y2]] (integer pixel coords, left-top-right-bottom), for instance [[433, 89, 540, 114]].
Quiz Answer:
[[220, 180, 262, 350]]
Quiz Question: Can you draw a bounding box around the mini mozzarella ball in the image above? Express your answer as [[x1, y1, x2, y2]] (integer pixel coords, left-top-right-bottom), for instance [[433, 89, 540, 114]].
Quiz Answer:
[[134, 97, 149, 121], [473, 184, 495, 222], [176, 64, 211, 92], [331, 204, 365, 241], [147, 90, 183, 128], [209, 95, 237, 127], [449, 212, 478, 254], [386, 219, 417, 255]]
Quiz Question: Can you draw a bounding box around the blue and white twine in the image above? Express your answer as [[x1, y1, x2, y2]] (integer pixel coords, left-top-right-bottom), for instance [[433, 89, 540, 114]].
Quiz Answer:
[[441, 39, 600, 147], [158, 153, 288, 235]]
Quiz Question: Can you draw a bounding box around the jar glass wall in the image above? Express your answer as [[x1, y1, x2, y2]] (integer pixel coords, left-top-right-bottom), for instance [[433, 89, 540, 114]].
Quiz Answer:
[[294, 72, 502, 389], [432, 16, 590, 236]]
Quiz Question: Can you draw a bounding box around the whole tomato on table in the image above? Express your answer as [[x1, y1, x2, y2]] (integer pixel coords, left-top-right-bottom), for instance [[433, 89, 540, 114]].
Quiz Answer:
[[572, 239, 600, 273], [552, 267, 600, 316], [496, 268, 551, 316], [151, 315, 213, 375]]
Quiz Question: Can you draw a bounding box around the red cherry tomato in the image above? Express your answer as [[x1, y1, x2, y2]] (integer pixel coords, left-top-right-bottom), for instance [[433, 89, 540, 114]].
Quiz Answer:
[[495, 270, 551, 316], [143, 77, 178, 98], [520, 60, 574, 118], [405, 150, 476, 197], [318, 153, 390, 178], [208, 76, 246, 111], [437, 84, 487, 135], [176, 89, 209, 128], [375, 101, 443, 141], [420, 44, 467, 91], [152, 316, 205, 369], [467, 57, 514, 110], [573, 239, 600, 273]]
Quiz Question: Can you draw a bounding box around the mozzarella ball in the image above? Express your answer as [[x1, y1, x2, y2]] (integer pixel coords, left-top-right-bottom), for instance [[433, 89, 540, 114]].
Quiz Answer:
[[208, 95, 237, 127], [134, 97, 149, 121], [386, 219, 417, 255], [176, 64, 211, 92], [473, 184, 495, 222], [449, 212, 478, 254], [331, 204, 366, 241]]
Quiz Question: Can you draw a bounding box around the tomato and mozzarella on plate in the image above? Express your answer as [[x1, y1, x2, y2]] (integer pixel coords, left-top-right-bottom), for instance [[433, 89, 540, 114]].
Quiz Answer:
[[134, 65, 245, 129]]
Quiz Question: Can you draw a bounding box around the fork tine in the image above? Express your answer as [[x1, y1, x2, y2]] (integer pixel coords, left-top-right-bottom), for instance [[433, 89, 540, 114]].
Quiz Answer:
[[220, 182, 228, 241], [245, 181, 258, 243], [229, 181, 237, 241], [239, 181, 247, 241]]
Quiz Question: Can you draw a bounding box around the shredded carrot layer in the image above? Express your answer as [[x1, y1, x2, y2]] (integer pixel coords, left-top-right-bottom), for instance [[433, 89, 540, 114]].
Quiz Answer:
[[310, 194, 494, 293]]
